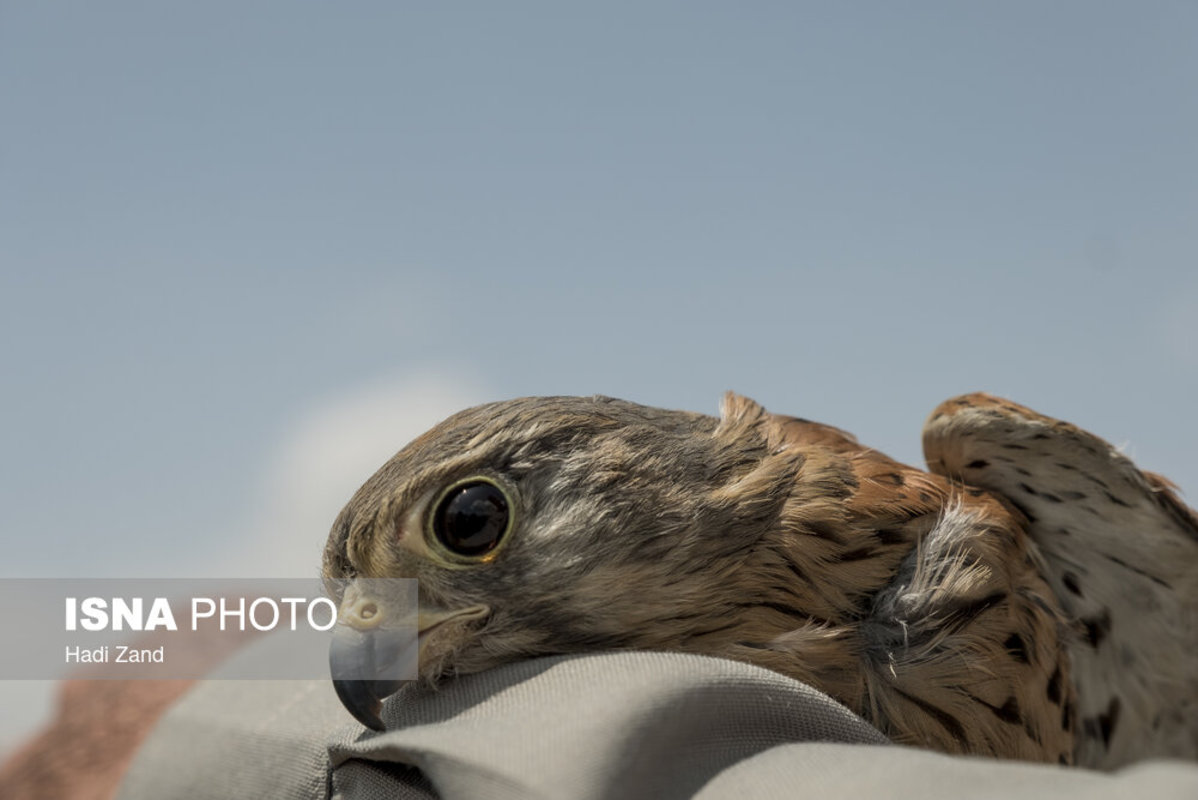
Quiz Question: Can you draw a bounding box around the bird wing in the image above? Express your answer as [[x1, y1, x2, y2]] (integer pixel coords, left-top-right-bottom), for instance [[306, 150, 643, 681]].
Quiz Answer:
[[922, 393, 1198, 769], [745, 399, 1076, 763]]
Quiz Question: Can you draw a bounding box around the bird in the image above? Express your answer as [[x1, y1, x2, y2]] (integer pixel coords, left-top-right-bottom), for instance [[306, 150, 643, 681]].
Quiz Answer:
[[323, 392, 1198, 769]]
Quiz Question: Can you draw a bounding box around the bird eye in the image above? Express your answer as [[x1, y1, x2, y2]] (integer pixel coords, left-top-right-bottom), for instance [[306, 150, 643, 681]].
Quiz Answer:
[[430, 479, 512, 558]]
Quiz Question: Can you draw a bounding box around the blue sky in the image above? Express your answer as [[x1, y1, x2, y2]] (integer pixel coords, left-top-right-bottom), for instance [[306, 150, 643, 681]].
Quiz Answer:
[[1, 1, 1196, 749]]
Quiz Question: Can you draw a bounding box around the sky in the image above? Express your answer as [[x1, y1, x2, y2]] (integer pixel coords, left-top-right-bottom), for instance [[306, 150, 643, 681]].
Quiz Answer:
[[1, 1, 1196, 756]]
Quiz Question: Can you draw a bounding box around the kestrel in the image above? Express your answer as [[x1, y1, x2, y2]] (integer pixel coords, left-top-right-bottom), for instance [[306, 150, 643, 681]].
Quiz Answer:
[[324, 392, 1198, 769]]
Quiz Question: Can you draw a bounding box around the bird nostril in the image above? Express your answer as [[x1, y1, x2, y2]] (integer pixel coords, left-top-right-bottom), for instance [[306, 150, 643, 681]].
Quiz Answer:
[[339, 597, 387, 630]]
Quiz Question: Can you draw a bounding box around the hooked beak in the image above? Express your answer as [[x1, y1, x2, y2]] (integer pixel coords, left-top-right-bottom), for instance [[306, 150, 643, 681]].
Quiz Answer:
[[329, 623, 408, 731], [329, 581, 488, 731]]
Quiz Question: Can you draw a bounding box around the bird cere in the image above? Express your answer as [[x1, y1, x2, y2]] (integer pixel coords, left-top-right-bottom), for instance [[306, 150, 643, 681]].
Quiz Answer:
[[64, 595, 338, 632], [324, 392, 1198, 770]]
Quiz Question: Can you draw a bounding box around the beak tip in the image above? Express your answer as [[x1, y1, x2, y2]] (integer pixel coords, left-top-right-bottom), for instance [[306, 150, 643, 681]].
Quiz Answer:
[[332, 679, 389, 731]]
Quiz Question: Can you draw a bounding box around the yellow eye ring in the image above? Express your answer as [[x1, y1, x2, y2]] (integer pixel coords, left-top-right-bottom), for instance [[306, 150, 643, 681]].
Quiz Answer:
[[425, 476, 515, 564]]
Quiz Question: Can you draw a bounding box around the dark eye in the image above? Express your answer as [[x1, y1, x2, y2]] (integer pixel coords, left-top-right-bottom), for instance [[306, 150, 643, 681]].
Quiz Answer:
[[431, 480, 511, 557]]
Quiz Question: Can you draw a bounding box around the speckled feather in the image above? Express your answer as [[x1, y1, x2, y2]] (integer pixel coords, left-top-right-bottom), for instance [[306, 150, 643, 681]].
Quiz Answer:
[[325, 392, 1196, 768], [924, 393, 1198, 769]]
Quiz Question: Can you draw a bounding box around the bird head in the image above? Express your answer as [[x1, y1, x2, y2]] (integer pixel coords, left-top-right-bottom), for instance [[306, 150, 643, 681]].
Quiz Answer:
[[323, 393, 809, 729]]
